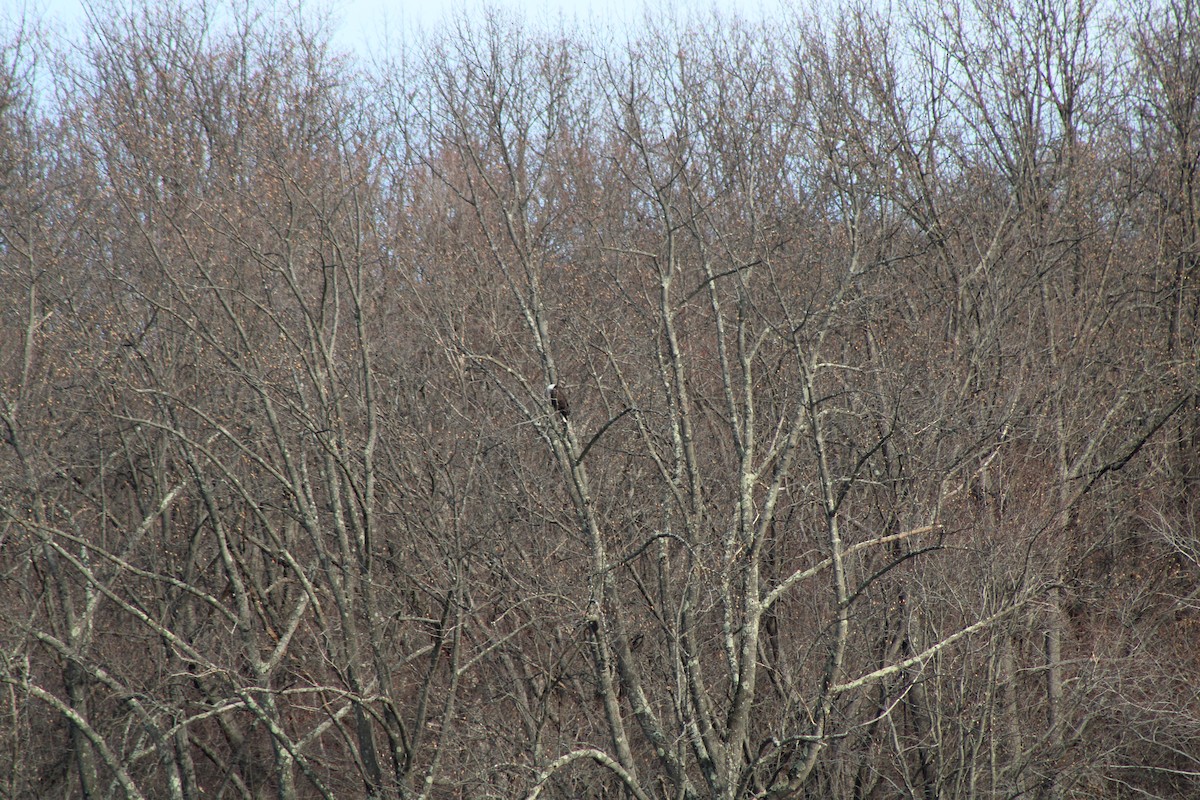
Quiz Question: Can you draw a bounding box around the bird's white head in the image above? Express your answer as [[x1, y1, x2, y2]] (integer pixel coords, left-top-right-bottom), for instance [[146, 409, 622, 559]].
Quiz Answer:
[[546, 383, 556, 393]]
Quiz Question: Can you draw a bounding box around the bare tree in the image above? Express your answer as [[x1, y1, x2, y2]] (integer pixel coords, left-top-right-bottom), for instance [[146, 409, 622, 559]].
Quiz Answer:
[[3, 2, 1199, 798]]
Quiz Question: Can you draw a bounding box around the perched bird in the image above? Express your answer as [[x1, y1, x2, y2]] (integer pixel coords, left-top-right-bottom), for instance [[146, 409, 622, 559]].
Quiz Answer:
[[546, 383, 570, 419]]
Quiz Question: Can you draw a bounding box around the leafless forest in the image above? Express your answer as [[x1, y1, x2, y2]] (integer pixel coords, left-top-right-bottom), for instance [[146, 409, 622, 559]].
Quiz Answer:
[[1, 0, 1198, 797]]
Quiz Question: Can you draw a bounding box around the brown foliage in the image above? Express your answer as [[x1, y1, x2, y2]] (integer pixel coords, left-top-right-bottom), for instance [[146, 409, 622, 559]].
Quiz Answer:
[[1, 1, 1198, 798]]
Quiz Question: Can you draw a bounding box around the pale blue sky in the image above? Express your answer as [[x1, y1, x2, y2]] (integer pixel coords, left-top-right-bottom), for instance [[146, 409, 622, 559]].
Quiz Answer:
[[20, 0, 776, 59]]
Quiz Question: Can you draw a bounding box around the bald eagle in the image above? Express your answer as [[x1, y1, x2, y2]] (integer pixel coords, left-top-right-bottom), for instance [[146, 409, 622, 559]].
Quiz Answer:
[[547, 383, 570, 419]]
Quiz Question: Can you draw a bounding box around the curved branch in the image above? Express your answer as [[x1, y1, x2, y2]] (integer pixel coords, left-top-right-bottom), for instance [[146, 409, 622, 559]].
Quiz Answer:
[[4, 678, 147, 800], [761, 524, 942, 613], [830, 600, 1028, 696], [577, 406, 635, 464], [524, 749, 652, 800]]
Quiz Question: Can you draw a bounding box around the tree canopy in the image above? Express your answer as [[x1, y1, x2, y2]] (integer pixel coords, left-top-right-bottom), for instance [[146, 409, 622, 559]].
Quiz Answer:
[[2, 1, 1199, 798]]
